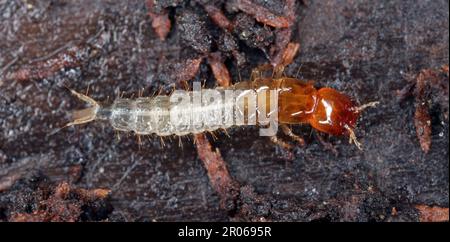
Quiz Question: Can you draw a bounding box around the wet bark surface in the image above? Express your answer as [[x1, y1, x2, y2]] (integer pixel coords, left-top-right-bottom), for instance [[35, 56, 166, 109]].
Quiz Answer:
[[0, 0, 448, 221]]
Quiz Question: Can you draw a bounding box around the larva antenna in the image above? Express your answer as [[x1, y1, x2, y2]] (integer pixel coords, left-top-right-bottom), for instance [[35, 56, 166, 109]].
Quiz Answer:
[[354, 101, 380, 113], [345, 101, 380, 150]]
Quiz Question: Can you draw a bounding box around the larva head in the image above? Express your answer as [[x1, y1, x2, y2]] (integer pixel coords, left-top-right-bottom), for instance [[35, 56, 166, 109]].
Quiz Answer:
[[66, 89, 99, 127], [309, 87, 359, 136]]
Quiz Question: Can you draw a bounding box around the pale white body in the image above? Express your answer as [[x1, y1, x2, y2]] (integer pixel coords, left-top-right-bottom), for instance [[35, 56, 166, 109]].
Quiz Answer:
[[109, 89, 269, 136]]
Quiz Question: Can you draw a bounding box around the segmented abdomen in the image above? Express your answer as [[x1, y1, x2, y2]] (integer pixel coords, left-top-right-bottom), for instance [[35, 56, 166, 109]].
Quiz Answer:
[[110, 89, 239, 136]]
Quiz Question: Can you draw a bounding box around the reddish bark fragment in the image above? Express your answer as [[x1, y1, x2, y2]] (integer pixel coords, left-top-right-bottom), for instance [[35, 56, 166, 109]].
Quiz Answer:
[[271, 41, 300, 76], [194, 62, 238, 211], [74, 187, 111, 201], [284, 0, 297, 23], [233, 0, 291, 28], [266, 0, 297, 67], [270, 28, 292, 67], [151, 14, 171, 40], [195, 133, 239, 211], [9, 182, 110, 222], [5, 44, 97, 82], [203, 4, 234, 32], [175, 57, 203, 83], [414, 69, 435, 153], [406, 66, 449, 153], [441, 64, 449, 75], [414, 104, 432, 153], [10, 210, 50, 222], [146, 0, 171, 40], [208, 52, 232, 87], [278, 42, 300, 68], [415, 205, 449, 222]]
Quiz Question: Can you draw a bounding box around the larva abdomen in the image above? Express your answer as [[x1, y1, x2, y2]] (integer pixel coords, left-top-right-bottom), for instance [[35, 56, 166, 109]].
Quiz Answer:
[[109, 90, 236, 136]]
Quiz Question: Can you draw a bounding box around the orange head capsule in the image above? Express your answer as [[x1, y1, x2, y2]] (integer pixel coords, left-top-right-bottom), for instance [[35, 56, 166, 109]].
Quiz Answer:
[[308, 87, 359, 136], [277, 79, 361, 136], [275, 78, 378, 149]]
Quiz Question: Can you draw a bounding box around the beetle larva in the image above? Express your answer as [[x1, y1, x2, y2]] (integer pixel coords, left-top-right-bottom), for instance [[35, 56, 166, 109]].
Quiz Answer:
[[66, 77, 378, 149]]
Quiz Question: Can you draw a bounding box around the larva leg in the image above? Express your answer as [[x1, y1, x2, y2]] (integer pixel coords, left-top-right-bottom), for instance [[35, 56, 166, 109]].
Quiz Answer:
[[159, 136, 166, 147], [208, 131, 218, 141], [180, 79, 190, 91], [138, 87, 144, 97], [115, 131, 121, 141], [136, 134, 142, 148], [178, 136, 183, 148], [313, 131, 338, 156], [281, 124, 305, 146], [250, 64, 273, 81], [220, 128, 231, 138], [344, 124, 363, 150]]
